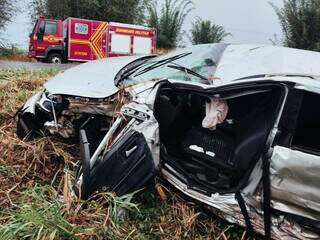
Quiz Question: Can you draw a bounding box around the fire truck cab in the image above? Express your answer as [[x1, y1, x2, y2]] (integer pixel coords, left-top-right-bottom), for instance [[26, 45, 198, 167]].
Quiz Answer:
[[29, 17, 156, 63]]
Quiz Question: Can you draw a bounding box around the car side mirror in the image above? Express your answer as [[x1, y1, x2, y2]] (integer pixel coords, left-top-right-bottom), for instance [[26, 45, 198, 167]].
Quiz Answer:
[[38, 26, 45, 35], [36, 32, 44, 41]]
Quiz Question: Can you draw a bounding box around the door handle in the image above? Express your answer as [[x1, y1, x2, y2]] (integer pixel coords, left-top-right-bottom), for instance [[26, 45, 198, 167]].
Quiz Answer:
[[126, 146, 138, 157]]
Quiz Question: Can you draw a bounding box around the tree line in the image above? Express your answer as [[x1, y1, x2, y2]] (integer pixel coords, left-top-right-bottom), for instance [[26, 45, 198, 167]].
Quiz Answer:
[[0, 0, 16, 34], [1, 0, 320, 51]]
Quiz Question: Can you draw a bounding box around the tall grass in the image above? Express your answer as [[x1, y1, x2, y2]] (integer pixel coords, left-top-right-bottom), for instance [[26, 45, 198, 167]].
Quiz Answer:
[[0, 44, 31, 62], [0, 44, 25, 57], [0, 185, 80, 240]]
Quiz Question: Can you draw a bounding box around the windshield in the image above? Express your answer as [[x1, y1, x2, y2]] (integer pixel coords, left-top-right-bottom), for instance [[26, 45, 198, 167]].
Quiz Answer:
[[123, 44, 228, 86]]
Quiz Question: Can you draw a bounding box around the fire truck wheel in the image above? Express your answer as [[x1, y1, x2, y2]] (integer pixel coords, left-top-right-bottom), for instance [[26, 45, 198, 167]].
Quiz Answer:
[[48, 53, 62, 64]]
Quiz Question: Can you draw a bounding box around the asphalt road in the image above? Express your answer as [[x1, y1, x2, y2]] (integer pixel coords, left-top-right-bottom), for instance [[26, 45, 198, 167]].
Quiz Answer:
[[0, 60, 77, 70]]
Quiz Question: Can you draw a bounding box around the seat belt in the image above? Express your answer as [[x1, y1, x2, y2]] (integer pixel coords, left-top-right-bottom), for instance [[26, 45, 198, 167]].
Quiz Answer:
[[262, 153, 272, 239], [235, 191, 254, 238]]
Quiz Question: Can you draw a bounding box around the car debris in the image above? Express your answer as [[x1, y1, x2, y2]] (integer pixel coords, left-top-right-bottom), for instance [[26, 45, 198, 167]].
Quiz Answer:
[[17, 44, 320, 239]]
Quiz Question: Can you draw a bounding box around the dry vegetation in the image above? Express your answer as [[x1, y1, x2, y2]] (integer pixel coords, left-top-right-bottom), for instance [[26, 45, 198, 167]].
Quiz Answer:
[[0, 45, 33, 62], [0, 53, 33, 62], [0, 68, 246, 239]]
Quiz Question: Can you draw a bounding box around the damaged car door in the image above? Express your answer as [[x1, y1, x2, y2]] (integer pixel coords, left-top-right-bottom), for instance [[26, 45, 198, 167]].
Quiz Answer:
[[77, 128, 155, 199], [269, 87, 320, 233], [74, 84, 161, 199]]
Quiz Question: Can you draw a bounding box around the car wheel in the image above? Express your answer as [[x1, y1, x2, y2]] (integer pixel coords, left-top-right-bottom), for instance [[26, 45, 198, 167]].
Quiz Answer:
[[48, 53, 62, 64]]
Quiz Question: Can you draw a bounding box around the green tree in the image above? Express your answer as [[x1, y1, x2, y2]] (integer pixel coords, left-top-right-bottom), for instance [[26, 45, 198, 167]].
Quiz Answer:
[[30, 0, 149, 25], [271, 0, 320, 51], [147, 0, 194, 49], [0, 0, 17, 31], [190, 17, 230, 44]]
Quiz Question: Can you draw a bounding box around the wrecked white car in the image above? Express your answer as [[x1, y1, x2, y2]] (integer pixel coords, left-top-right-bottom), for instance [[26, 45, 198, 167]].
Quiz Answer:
[[16, 44, 216, 140], [16, 54, 153, 139], [18, 44, 320, 239]]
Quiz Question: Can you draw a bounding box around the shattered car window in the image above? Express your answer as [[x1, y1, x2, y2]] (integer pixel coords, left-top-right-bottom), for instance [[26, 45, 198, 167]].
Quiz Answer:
[[123, 44, 228, 86]]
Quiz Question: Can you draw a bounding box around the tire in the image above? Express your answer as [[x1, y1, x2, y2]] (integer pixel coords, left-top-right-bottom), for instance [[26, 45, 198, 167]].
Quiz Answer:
[[47, 53, 62, 64]]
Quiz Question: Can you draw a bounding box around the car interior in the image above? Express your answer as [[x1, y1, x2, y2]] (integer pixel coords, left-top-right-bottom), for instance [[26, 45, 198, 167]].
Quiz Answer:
[[291, 91, 320, 154], [154, 82, 283, 194]]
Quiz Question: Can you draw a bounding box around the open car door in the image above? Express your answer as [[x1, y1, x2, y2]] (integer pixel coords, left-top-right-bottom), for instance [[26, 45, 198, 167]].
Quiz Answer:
[[74, 98, 159, 200]]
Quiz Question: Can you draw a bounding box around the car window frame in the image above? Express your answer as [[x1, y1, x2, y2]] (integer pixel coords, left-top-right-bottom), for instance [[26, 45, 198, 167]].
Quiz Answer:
[[44, 21, 58, 35], [280, 88, 320, 156], [290, 90, 320, 156]]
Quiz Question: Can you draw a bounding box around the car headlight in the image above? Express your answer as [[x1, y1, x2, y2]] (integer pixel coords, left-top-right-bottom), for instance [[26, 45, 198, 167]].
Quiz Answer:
[[37, 92, 64, 113]]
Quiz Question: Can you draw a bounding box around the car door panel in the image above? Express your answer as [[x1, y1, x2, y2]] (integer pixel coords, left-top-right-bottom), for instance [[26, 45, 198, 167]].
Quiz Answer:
[[85, 130, 155, 197], [271, 89, 320, 221], [270, 146, 320, 220]]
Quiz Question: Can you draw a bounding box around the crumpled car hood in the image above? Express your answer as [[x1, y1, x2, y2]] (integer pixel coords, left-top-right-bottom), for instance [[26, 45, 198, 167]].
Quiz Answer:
[[44, 55, 148, 98]]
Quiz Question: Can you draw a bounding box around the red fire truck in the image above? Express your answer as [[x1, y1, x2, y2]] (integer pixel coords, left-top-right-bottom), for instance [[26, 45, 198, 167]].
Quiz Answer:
[[28, 17, 156, 63]]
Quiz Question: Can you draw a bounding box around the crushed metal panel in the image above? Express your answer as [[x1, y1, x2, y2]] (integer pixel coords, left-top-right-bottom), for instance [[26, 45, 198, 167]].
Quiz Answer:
[[215, 44, 320, 81], [162, 167, 319, 240], [20, 91, 42, 114], [66, 97, 118, 117], [270, 146, 320, 220]]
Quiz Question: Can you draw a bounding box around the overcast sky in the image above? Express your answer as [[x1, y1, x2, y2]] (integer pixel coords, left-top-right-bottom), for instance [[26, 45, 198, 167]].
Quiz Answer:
[[3, 0, 283, 50]]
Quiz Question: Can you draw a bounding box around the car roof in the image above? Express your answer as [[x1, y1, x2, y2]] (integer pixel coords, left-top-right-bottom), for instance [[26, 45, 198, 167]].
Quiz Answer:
[[214, 44, 320, 85]]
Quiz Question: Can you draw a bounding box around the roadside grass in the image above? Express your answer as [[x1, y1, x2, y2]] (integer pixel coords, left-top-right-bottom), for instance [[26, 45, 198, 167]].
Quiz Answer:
[[0, 44, 32, 62], [0, 53, 32, 62], [0, 68, 246, 239]]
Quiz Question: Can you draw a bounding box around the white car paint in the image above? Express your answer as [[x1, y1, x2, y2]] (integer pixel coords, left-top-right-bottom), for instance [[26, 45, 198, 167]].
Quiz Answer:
[[44, 44, 320, 100], [44, 55, 148, 98], [215, 44, 320, 81]]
